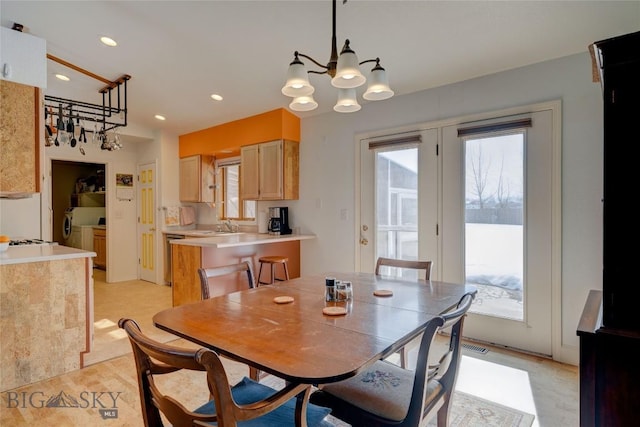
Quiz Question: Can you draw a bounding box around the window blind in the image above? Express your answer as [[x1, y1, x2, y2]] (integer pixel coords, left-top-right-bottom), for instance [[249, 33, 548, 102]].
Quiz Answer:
[[457, 118, 532, 137], [368, 134, 422, 150]]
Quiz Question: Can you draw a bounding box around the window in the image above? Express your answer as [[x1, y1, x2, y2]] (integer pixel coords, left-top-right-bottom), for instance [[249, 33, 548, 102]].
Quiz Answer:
[[217, 158, 256, 221]]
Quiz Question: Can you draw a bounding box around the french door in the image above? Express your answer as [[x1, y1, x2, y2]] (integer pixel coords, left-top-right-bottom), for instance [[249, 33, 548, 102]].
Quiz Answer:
[[358, 106, 557, 356], [358, 129, 439, 277]]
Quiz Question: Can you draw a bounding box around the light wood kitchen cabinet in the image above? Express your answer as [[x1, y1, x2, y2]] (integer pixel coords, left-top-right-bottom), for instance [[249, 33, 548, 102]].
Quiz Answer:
[[179, 155, 215, 203], [0, 79, 39, 193], [93, 227, 106, 269], [240, 140, 299, 200]]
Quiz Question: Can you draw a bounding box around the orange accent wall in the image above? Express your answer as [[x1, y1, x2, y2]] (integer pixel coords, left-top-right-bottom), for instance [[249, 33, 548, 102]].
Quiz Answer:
[[179, 108, 300, 158]]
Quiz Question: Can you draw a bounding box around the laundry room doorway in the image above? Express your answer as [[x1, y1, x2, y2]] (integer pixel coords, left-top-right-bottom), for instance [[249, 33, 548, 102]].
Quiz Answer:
[[51, 160, 107, 258]]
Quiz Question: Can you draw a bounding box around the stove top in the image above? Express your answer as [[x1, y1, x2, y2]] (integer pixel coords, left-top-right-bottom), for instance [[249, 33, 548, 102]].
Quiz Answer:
[[9, 239, 58, 246]]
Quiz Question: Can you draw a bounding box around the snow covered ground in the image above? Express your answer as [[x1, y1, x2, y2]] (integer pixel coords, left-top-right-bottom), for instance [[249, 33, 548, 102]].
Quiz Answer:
[[466, 223, 524, 320]]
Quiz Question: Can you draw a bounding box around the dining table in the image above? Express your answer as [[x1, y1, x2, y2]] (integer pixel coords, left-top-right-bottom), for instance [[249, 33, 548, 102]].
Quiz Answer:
[[153, 272, 477, 386]]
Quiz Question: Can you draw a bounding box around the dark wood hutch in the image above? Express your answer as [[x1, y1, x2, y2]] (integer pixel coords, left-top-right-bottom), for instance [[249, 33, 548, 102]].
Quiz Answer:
[[577, 30, 640, 426]]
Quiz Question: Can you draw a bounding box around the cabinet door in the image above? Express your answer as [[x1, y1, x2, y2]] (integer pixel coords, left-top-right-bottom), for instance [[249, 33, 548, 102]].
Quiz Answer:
[[0, 80, 38, 193], [241, 145, 260, 200], [259, 140, 284, 200], [93, 229, 106, 269], [0, 27, 47, 88], [179, 156, 200, 202], [180, 155, 215, 202], [200, 157, 215, 203]]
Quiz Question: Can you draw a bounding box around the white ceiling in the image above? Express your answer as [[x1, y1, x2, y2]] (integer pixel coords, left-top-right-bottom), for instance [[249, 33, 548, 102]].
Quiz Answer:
[[1, 1, 638, 136]]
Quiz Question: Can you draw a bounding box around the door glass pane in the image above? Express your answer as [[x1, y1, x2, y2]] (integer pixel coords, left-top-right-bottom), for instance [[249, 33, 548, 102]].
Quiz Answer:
[[376, 148, 419, 280], [465, 133, 524, 320]]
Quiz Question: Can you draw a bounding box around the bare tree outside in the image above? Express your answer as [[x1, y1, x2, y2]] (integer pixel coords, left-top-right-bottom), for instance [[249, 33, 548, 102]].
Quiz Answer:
[[467, 143, 491, 209]]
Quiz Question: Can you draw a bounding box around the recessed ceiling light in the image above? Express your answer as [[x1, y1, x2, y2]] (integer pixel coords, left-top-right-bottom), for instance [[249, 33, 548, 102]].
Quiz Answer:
[[100, 36, 117, 47], [211, 94, 223, 101], [55, 74, 70, 81], [154, 115, 166, 121]]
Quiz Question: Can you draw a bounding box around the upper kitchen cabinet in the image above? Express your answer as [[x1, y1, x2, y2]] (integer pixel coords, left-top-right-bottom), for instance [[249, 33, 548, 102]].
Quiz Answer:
[[0, 79, 39, 193], [241, 140, 299, 200], [0, 27, 47, 88], [179, 155, 215, 203]]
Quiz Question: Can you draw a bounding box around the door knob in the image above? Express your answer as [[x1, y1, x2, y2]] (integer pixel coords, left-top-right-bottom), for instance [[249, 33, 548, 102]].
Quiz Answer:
[[360, 237, 368, 245]]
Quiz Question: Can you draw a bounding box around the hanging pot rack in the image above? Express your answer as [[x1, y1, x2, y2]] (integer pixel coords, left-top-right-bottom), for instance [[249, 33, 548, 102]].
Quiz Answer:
[[43, 54, 131, 133]]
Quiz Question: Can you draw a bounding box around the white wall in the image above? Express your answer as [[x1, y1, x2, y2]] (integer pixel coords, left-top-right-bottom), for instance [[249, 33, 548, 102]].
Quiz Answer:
[[293, 52, 603, 364]]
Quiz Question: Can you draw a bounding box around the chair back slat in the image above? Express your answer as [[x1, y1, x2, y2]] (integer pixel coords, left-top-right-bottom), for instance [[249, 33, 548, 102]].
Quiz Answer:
[[375, 257, 433, 281]]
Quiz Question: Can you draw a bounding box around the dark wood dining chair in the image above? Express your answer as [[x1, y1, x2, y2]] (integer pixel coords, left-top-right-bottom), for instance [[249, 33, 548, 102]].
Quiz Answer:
[[119, 318, 333, 427], [198, 260, 255, 300], [375, 256, 433, 368], [309, 292, 474, 427]]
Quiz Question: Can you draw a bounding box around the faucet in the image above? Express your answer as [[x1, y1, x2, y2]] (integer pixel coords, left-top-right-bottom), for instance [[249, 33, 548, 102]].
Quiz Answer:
[[223, 219, 238, 232]]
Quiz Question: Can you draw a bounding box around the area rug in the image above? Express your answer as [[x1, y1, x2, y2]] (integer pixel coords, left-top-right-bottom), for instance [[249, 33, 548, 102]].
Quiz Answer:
[[427, 391, 535, 427], [261, 376, 535, 427]]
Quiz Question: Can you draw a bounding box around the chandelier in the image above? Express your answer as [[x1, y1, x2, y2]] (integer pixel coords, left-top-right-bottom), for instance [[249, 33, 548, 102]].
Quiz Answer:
[[281, 0, 394, 113]]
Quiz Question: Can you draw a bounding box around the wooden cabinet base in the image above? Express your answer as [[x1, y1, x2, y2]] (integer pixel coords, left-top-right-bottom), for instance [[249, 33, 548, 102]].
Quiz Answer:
[[171, 240, 301, 306], [578, 290, 640, 426]]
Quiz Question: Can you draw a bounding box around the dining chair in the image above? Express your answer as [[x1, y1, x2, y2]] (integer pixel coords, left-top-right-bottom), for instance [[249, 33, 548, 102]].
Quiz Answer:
[[119, 318, 333, 427], [198, 260, 256, 300], [375, 256, 433, 368], [309, 292, 474, 427], [374, 257, 433, 281], [199, 261, 264, 381]]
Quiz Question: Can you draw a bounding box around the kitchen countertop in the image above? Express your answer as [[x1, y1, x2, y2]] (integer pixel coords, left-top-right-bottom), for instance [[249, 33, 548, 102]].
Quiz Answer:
[[0, 245, 97, 265], [163, 229, 234, 237], [170, 232, 316, 248]]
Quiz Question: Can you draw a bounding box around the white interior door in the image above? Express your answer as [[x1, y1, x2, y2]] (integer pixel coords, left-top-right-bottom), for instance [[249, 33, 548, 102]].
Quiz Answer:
[[138, 162, 156, 283], [359, 129, 438, 276]]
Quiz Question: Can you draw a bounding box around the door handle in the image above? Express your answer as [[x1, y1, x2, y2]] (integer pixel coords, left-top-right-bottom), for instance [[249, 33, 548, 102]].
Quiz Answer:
[[149, 228, 156, 232], [360, 237, 368, 245]]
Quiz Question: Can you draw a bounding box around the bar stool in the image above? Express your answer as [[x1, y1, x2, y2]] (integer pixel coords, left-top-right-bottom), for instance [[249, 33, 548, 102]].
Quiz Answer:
[[257, 255, 290, 285]]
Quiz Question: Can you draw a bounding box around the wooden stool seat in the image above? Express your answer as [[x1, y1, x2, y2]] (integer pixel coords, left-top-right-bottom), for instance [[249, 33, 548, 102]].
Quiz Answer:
[[258, 256, 290, 285]]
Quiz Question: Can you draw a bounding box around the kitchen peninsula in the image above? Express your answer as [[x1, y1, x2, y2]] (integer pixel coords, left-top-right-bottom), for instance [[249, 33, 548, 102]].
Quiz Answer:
[[0, 245, 96, 391], [170, 233, 315, 306]]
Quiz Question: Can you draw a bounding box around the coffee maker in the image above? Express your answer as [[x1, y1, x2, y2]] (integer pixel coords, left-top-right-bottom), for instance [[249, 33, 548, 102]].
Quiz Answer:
[[268, 207, 291, 235]]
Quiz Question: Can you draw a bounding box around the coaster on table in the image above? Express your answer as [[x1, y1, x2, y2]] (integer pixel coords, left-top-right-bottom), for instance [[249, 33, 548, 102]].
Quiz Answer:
[[322, 306, 347, 316], [373, 289, 394, 297], [273, 296, 294, 304]]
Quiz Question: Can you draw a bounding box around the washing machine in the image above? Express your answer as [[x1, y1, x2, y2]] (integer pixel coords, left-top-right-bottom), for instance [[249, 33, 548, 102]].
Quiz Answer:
[[63, 207, 106, 247]]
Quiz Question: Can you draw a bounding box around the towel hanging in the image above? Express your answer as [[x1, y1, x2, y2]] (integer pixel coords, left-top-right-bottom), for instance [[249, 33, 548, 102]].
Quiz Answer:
[[180, 206, 196, 226], [164, 206, 180, 226]]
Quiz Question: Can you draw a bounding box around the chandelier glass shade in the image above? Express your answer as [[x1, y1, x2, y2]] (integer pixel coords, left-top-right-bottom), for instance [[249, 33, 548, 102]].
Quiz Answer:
[[282, 0, 393, 113]]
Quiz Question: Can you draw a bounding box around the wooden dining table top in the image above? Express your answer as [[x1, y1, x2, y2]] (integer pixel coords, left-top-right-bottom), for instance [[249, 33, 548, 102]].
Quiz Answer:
[[153, 272, 476, 385]]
